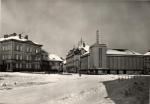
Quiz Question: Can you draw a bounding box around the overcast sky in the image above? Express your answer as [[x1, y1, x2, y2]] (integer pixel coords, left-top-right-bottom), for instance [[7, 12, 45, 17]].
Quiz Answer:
[[1, 0, 150, 58]]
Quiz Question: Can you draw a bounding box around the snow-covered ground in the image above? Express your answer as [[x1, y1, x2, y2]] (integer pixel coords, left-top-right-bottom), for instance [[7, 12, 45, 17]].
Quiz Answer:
[[0, 72, 149, 104]]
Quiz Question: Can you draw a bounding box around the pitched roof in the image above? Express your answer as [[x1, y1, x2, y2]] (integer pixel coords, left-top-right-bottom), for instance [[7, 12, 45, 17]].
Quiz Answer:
[[144, 51, 150, 55], [0, 34, 41, 46], [0, 35, 27, 42], [48, 54, 63, 62], [107, 49, 142, 55]]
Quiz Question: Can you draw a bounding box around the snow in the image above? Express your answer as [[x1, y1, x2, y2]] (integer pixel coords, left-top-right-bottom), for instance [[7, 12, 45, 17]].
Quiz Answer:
[[49, 54, 63, 61], [79, 44, 90, 55], [0, 73, 148, 104], [0, 72, 119, 104], [0, 35, 27, 42], [0, 35, 41, 45], [107, 49, 142, 55], [63, 60, 66, 64], [144, 52, 150, 55]]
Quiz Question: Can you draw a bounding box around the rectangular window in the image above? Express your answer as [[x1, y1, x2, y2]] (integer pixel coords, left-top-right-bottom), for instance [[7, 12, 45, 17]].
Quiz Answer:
[[16, 63, 19, 68], [16, 45, 19, 51], [30, 48, 32, 52], [26, 55, 29, 60], [16, 54, 19, 60], [29, 64, 32, 68], [36, 49, 39, 53], [27, 47, 29, 52], [2, 46, 5, 51], [26, 64, 28, 68], [20, 63, 22, 68], [2, 55, 5, 60], [8, 55, 11, 59], [20, 46, 23, 51], [20, 55, 23, 60]]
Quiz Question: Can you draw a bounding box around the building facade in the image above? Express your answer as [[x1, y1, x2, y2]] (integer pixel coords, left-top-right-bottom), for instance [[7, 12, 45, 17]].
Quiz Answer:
[[144, 51, 150, 74], [66, 30, 148, 74], [66, 38, 89, 73], [0, 33, 43, 72]]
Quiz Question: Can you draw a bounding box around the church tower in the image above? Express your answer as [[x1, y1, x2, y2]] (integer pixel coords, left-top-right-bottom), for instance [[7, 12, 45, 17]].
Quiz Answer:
[[89, 29, 107, 71]]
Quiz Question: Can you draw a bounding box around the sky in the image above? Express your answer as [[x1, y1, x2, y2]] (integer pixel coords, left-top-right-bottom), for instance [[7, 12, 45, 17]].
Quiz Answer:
[[1, 0, 150, 58]]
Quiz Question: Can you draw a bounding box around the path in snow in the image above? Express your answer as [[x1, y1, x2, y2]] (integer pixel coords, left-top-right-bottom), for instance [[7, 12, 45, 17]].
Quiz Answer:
[[0, 73, 119, 104]]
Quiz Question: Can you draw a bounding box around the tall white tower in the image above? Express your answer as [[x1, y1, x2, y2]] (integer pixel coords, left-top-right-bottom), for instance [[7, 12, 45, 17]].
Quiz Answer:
[[89, 29, 107, 72], [96, 30, 99, 44]]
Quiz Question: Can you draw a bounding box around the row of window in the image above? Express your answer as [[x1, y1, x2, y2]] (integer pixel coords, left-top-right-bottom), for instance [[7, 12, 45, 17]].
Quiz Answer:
[[2, 45, 40, 53], [15, 63, 40, 69], [144, 57, 150, 61], [2, 54, 40, 61], [108, 57, 143, 69]]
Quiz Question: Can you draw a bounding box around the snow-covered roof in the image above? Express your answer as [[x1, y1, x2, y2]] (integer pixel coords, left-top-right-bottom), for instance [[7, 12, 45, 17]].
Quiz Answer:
[[49, 54, 63, 62], [0, 34, 41, 45], [79, 44, 90, 55], [107, 49, 142, 55], [63, 60, 66, 64], [144, 52, 150, 55], [0, 35, 27, 42]]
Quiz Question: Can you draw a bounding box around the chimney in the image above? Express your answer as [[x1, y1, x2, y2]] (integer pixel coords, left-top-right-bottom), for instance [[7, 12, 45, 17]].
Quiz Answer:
[[4, 35, 8, 38], [12, 33, 17, 36], [96, 29, 99, 44], [25, 35, 28, 39], [19, 34, 21, 39]]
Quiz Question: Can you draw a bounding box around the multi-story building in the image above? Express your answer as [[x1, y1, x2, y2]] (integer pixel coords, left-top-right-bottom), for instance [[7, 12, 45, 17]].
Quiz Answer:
[[66, 38, 89, 73], [0, 33, 43, 72], [66, 30, 146, 74]]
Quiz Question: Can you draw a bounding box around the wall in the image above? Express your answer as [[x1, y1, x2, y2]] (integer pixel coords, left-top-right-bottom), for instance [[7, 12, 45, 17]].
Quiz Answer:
[[144, 55, 150, 74], [81, 54, 89, 70], [107, 55, 143, 71], [89, 44, 107, 69], [0, 39, 42, 71]]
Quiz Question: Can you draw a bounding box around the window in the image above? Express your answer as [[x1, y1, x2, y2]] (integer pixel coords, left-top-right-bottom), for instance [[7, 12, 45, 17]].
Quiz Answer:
[[20, 55, 23, 60], [2, 46, 5, 51], [27, 47, 29, 52], [36, 49, 39, 53], [2, 55, 5, 60], [16, 54, 19, 60], [19, 64, 22, 68], [26, 64, 28, 68], [10, 46, 12, 50], [8, 55, 11, 59], [26, 55, 29, 60], [30, 48, 32, 52], [16, 63, 19, 68], [30, 56, 32, 60], [29, 64, 32, 68], [35, 64, 40, 69], [16, 45, 19, 51], [20, 46, 23, 51], [5, 46, 7, 51]]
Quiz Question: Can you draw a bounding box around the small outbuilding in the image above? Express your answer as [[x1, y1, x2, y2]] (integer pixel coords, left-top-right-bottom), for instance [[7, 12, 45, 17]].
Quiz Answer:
[[48, 54, 63, 73]]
